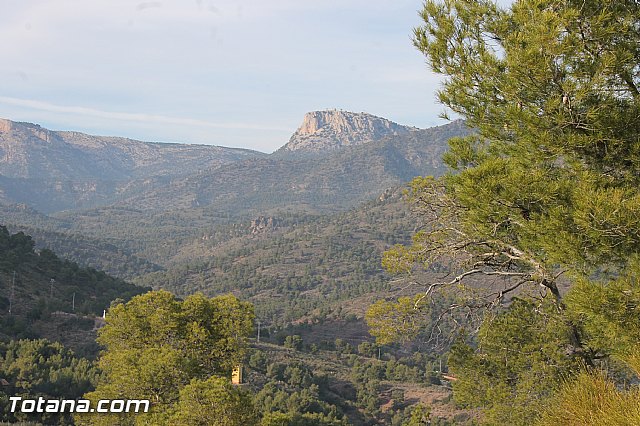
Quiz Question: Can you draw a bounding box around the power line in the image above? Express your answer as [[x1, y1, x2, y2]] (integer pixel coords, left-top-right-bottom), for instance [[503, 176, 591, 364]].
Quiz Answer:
[[8, 271, 15, 315]]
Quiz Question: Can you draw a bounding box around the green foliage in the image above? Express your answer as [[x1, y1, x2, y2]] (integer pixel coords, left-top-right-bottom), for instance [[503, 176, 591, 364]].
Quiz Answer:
[[0, 227, 35, 269], [366, 290, 467, 349], [356, 342, 377, 358], [0, 339, 99, 425], [254, 383, 343, 424], [284, 335, 303, 351], [78, 290, 254, 424], [565, 260, 640, 369], [253, 358, 347, 425], [0, 226, 149, 352], [261, 411, 293, 426], [168, 376, 259, 426], [5, 223, 162, 280], [99, 291, 253, 375], [535, 261, 640, 425], [233, 341, 462, 426], [366, 297, 420, 345], [374, 0, 640, 422], [403, 403, 431, 426], [448, 299, 583, 425], [134, 200, 414, 327], [249, 350, 269, 373], [537, 371, 640, 426], [405, 0, 640, 283]]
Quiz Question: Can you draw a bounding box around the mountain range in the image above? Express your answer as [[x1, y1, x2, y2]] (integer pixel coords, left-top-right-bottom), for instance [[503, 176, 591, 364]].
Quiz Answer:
[[0, 110, 468, 323], [0, 112, 466, 215], [0, 117, 264, 213]]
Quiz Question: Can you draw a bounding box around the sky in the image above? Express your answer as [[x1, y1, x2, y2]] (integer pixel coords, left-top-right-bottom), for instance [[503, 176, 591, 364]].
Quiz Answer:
[[2, 1, 457, 153]]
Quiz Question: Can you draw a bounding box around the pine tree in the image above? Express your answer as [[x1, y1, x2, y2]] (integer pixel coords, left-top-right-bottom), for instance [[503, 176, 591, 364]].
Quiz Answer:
[[372, 0, 640, 423], [76, 290, 254, 425]]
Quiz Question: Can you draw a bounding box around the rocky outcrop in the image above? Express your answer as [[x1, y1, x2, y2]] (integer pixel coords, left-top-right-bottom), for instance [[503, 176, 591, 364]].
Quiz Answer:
[[0, 119, 12, 133], [280, 110, 415, 153], [249, 216, 280, 234]]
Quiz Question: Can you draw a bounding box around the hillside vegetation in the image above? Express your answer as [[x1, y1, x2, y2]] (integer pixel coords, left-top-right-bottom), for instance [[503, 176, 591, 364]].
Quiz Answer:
[[0, 226, 149, 354]]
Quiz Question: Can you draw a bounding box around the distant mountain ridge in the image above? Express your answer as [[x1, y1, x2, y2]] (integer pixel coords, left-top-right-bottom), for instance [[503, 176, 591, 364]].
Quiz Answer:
[[0, 118, 264, 181], [0, 118, 266, 212], [280, 110, 415, 153], [60, 119, 468, 216], [0, 112, 468, 214]]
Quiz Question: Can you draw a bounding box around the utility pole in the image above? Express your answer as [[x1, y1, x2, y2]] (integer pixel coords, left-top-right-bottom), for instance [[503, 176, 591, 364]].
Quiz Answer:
[[50, 278, 55, 299], [8, 271, 15, 315], [257, 320, 261, 343], [72, 292, 75, 311]]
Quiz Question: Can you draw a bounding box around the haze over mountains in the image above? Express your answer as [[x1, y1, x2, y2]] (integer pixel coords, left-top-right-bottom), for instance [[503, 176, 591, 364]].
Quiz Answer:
[[0, 111, 467, 215], [0, 118, 261, 181], [0, 110, 468, 320], [0, 117, 264, 212]]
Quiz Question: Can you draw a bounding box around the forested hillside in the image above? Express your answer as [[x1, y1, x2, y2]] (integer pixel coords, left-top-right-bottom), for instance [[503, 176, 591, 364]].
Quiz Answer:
[[0, 116, 468, 286], [0, 226, 149, 354], [0, 230, 467, 425], [134, 191, 418, 326], [0, 112, 475, 424], [0, 339, 100, 425]]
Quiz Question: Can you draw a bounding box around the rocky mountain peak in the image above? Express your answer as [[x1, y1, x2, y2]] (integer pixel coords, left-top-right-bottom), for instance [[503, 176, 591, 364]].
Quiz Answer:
[[280, 110, 415, 153], [0, 118, 53, 143]]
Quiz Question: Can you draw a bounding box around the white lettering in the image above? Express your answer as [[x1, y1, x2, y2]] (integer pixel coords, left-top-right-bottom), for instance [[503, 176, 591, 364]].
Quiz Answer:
[[97, 399, 110, 413], [45, 399, 60, 413], [9, 396, 21, 412], [22, 399, 36, 413], [61, 400, 75, 412], [111, 400, 125, 413], [75, 400, 90, 413], [6, 397, 150, 413], [36, 397, 46, 413], [126, 399, 150, 413]]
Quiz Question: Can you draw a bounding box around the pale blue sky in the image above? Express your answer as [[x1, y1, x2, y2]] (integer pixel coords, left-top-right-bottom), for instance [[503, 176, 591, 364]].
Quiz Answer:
[[0, 1, 499, 152]]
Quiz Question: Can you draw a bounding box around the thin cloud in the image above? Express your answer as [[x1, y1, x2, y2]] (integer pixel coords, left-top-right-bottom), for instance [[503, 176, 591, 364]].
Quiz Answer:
[[0, 96, 291, 132], [136, 2, 164, 12]]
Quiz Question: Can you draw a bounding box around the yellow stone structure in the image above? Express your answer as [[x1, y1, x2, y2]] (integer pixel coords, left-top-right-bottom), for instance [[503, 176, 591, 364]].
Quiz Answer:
[[232, 365, 243, 385]]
